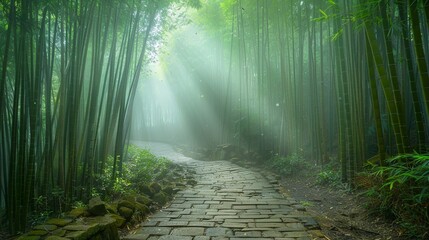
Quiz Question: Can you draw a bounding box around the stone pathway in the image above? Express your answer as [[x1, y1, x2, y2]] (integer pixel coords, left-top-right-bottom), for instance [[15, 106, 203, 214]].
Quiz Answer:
[[124, 142, 323, 240]]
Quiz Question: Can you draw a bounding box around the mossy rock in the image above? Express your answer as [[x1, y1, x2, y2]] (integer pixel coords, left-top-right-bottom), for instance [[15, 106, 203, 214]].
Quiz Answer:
[[149, 182, 162, 194], [122, 193, 136, 202], [16, 236, 41, 240], [45, 236, 69, 240], [118, 200, 136, 211], [138, 184, 153, 196], [118, 206, 134, 220], [85, 215, 116, 227], [64, 223, 101, 240], [68, 207, 88, 218], [88, 196, 108, 216], [33, 224, 58, 231], [187, 179, 197, 185], [28, 229, 48, 236], [135, 194, 152, 205], [166, 172, 177, 180], [51, 228, 67, 237], [65, 230, 86, 240], [45, 218, 73, 227], [155, 169, 169, 181], [162, 186, 174, 195], [105, 203, 117, 214], [172, 187, 182, 194], [63, 223, 100, 232], [134, 202, 150, 214], [107, 214, 126, 228], [152, 192, 168, 205]]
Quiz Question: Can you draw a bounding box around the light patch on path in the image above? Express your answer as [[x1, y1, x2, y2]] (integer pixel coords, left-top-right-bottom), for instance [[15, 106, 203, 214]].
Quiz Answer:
[[126, 141, 323, 240]]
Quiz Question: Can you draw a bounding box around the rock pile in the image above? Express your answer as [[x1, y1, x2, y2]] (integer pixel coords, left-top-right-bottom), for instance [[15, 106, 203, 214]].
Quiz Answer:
[[16, 163, 195, 240]]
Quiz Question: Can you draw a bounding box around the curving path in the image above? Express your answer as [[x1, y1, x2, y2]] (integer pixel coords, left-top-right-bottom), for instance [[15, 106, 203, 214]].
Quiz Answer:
[[124, 141, 322, 240]]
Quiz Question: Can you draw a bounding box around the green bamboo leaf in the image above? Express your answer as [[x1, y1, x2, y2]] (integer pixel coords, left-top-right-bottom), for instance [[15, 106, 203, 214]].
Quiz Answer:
[[319, 9, 328, 19], [331, 29, 343, 41]]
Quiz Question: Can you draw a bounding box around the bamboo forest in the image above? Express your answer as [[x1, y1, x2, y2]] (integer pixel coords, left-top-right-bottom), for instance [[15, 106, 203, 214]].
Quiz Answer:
[[1, 0, 429, 239]]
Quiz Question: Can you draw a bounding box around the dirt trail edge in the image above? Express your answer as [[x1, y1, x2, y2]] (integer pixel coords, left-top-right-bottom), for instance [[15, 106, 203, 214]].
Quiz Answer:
[[124, 141, 325, 240]]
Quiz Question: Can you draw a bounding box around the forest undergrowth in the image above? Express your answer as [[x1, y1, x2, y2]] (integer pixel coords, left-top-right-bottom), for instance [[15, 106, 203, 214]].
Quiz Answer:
[[0, 145, 186, 239], [267, 152, 429, 239]]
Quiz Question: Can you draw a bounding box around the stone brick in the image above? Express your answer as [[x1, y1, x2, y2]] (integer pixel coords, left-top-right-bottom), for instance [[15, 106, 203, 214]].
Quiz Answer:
[[188, 221, 215, 227], [262, 230, 283, 237], [170, 227, 205, 236], [158, 236, 192, 240], [221, 222, 247, 228], [193, 237, 211, 240], [136, 227, 172, 235], [158, 221, 189, 227], [234, 231, 262, 237], [206, 227, 234, 237]]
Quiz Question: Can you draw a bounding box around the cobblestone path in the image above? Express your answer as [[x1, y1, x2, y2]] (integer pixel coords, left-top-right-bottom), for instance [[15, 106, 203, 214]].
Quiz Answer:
[[124, 142, 323, 240]]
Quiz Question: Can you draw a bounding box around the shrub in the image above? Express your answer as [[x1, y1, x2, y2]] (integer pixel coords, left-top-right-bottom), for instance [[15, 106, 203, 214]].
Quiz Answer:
[[316, 170, 342, 187], [268, 153, 307, 176], [124, 145, 172, 184], [366, 153, 429, 238], [96, 145, 173, 199]]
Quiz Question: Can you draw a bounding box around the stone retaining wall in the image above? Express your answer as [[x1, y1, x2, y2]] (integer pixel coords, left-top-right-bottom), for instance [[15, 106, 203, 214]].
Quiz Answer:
[[17, 215, 119, 240]]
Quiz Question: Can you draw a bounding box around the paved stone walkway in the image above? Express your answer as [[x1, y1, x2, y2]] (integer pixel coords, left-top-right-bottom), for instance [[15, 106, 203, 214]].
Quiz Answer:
[[124, 142, 323, 240]]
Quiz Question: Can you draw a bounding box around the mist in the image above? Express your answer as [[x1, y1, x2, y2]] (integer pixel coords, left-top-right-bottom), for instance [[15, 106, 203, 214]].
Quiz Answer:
[[2, 0, 429, 236]]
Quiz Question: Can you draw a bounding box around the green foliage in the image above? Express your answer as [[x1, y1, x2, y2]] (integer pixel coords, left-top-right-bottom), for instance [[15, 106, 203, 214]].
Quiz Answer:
[[96, 145, 172, 199], [125, 145, 172, 183], [268, 153, 307, 176], [317, 170, 342, 187], [30, 195, 52, 227], [366, 153, 429, 238], [300, 200, 314, 207]]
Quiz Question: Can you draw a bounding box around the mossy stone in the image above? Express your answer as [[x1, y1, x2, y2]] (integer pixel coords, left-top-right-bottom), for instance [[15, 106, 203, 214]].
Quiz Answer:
[[135, 194, 152, 205], [134, 202, 150, 214], [68, 207, 87, 218], [64, 223, 101, 239], [46, 218, 73, 227], [63, 223, 99, 232], [152, 192, 168, 205], [149, 182, 162, 194], [88, 196, 107, 216], [45, 236, 69, 240], [122, 194, 136, 202], [105, 203, 117, 214], [51, 228, 67, 237], [85, 215, 116, 227], [162, 186, 174, 195], [118, 200, 135, 211], [107, 214, 126, 228], [187, 179, 197, 185], [118, 206, 134, 220], [65, 230, 86, 240], [33, 224, 58, 231], [16, 236, 41, 240], [28, 229, 48, 236], [138, 184, 153, 196]]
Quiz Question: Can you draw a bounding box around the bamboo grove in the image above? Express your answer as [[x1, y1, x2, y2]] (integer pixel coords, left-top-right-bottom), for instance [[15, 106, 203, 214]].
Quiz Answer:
[[0, 0, 200, 233], [142, 0, 429, 183], [1, 0, 429, 235]]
